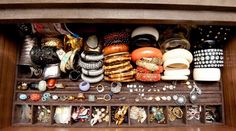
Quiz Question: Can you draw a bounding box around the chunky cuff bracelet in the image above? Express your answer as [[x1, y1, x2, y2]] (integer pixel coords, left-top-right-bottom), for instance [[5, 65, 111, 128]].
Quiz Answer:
[[193, 68, 221, 81], [131, 34, 157, 48], [81, 74, 104, 83], [104, 76, 135, 82], [163, 58, 190, 70], [131, 47, 162, 62], [103, 43, 129, 56], [193, 49, 224, 68], [79, 58, 103, 70], [135, 73, 161, 82], [104, 64, 133, 75], [81, 51, 104, 62], [136, 66, 163, 74], [136, 59, 162, 72], [163, 48, 193, 63], [161, 75, 188, 81], [107, 69, 136, 78], [164, 69, 190, 76], [104, 54, 131, 64], [82, 67, 104, 76]]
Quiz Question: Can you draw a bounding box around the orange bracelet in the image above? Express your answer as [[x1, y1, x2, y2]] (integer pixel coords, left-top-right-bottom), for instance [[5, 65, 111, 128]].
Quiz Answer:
[[102, 43, 129, 56], [135, 72, 161, 82], [131, 47, 162, 62], [136, 66, 163, 74]]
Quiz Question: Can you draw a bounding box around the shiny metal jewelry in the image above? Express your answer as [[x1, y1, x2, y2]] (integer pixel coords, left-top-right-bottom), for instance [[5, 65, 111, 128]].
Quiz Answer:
[[97, 94, 112, 101], [96, 84, 105, 93], [175, 95, 187, 105], [81, 51, 104, 61], [110, 82, 122, 94], [189, 82, 202, 104]]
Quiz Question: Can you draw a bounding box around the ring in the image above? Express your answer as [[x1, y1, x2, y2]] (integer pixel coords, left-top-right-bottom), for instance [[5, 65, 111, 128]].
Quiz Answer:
[[79, 81, 90, 92], [60, 50, 73, 73], [81, 51, 104, 61], [88, 95, 96, 102], [96, 84, 105, 93], [172, 107, 183, 118], [79, 58, 103, 70], [82, 67, 104, 76], [103, 94, 112, 101], [111, 82, 122, 93], [81, 74, 104, 83]]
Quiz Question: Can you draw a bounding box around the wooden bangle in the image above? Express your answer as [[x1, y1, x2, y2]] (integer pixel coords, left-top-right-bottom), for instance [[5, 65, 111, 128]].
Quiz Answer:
[[105, 76, 135, 82], [136, 59, 160, 72], [108, 69, 136, 78], [104, 56, 131, 64], [135, 73, 161, 82], [103, 61, 130, 70], [131, 47, 162, 62], [104, 64, 133, 75], [102, 43, 129, 56], [136, 66, 163, 74]]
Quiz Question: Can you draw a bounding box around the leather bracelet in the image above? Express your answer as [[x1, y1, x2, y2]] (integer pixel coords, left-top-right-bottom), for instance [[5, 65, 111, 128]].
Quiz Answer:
[[81, 51, 104, 61], [79, 58, 103, 70], [102, 44, 129, 56], [163, 48, 193, 63], [135, 73, 161, 82], [104, 55, 131, 64], [104, 64, 133, 75], [104, 61, 130, 70], [81, 74, 104, 83], [82, 67, 104, 76], [193, 68, 221, 81], [163, 58, 190, 70], [136, 59, 161, 72], [108, 69, 136, 78], [131, 26, 159, 41], [131, 47, 162, 62], [164, 69, 190, 76], [161, 75, 188, 80], [136, 66, 163, 74], [60, 51, 73, 73], [105, 76, 135, 82]]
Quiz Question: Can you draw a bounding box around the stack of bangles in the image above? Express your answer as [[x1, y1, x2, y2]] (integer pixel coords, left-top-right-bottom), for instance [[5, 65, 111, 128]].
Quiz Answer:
[[131, 47, 163, 82], [102, 31, 135, 82]]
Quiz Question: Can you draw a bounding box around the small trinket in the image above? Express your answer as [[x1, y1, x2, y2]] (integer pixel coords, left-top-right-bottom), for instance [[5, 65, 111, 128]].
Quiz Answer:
[[52, 95, 59, 100], [130, 106, 147, 123], [79, 81, 90, 92], [150, 107, 165, 124], [175, 95, 186, 105], [37, 106, 51, 123], [38, 80, 47, 92], [47, 79, 56, 89], [30, 93, 41, 101], [155, 96, 161, 101], [19, 93, 28, 100], [88, 95, 96, 102], [17, 82, 28, 90], [113, 105, 128, 125], [90, 107, 109, 126], [77, 93, 85, 100]]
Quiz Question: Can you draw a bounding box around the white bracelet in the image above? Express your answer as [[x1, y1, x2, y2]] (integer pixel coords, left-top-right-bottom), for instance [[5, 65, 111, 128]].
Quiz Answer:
[[82, 67, 104, 76], [79, 58, 103, 70], [164, 69, 190, 76], [161, 75, 188, 81], [81, 51, 104, 61], [163, 48, 193, 63], [81, 74, 104, 83], [163, 58, 190, 70], [193, 68, 221, 81], [131, 26, 159, 41]]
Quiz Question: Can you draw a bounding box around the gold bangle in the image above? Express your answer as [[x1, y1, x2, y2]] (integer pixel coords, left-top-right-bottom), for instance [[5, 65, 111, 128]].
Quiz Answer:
[[103, 61, 130, 70], [104, 64, 133, 75]]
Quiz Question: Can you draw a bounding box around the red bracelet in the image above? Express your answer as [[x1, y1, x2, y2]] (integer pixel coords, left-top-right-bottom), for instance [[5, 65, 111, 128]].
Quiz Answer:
[[136, 66, 163, 74], [135, 72, 161, 82]]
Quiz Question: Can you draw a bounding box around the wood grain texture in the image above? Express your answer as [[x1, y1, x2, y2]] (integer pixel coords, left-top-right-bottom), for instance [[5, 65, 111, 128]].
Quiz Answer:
[[0, 25, 18, 129], [222, 37, 236, 127]]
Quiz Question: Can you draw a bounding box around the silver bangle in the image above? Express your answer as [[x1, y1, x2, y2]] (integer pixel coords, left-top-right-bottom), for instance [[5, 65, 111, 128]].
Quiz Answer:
[[82, 67, 104, 76], [81, 74, 104, 84], [79, 58, 103, 70], [81, 51, 104, 61], [96, 84, 105, 93], [110, 82, 122, 94]]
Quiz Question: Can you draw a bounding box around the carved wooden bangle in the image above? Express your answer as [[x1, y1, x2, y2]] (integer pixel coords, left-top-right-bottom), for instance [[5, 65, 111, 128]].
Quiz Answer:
[[135, 73, 161, 82], [102, 43, 129, 56], [136, 66, 163, 74], [105, 76, 135, 82], [131, 47, 162, 62], [104, 64, 133, 75], [103, 61, 130, 70], [108, 69, 136, 78], [104, 56, 131, 64]]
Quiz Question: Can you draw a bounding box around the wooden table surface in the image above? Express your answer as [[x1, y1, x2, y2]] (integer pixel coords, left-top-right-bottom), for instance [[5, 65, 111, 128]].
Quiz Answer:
[[2, 127, 236, 131]]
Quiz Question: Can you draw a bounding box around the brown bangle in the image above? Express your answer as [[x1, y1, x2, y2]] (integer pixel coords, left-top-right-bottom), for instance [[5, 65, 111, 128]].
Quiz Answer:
[[102, 43, 129, 56], [105, 64, 133, 75], [104, 56, 131, 64], [105, 76, 135, 82], [103, 61, 130, 70], [135, 72, 161, 82], [108, 69, 136, 78]]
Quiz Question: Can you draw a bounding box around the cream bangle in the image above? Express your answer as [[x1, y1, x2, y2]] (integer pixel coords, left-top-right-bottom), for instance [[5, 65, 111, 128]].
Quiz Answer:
[[60, 51, 73, 73], [136, 60, 159, 72], [82, 68, 104, 76], [81, 74, 104, 83], [81, 51, 104, 61], [69, 49, 79, 70], [193, 68, 221, 81], [163, 58, 190, 70], [164, 69, 190, 76], [161, 75, 188, 80], [163, 48, 193, 63]]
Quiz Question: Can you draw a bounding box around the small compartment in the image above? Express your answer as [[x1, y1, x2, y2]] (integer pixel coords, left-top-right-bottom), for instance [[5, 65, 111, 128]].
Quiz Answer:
[[52, 106, 72, 126], [90, 106, 109, 127], [167, 106, 186, 125], [130, 106, 148, 126], [186, 105, 204, 125], [149, 106, 167, 126], [111, 105, 129, 126], [32, 105, 51, 125], [13, 104, 32, 124], [71, 106, 91, 127], [205, 105, 223, 124], [17, 65, 43, 78]]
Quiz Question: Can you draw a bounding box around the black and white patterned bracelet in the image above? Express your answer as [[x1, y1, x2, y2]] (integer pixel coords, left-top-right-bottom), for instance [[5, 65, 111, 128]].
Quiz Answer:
[[78, 58, 103, 70], [81, 51, 104, 62]]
